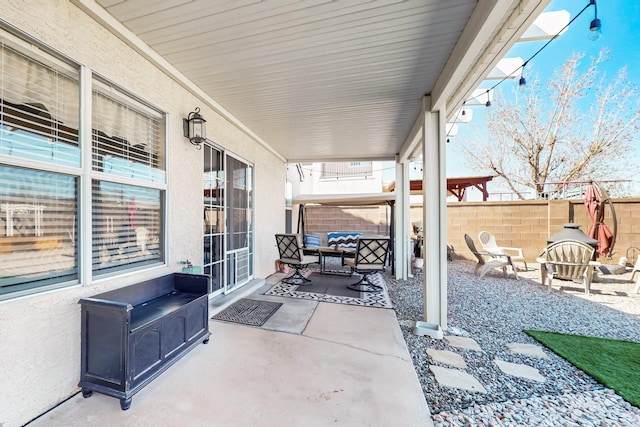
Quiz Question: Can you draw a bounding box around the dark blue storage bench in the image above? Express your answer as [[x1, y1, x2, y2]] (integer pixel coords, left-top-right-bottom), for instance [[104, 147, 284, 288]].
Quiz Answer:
[[78, 273, 210, 410]]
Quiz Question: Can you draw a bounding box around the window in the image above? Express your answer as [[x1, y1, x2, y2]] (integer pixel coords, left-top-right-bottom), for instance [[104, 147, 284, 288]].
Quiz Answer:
[[0, 36, 80, 300], [91, 181, 163, 275], [91, 78, 166, 275], [0, 165, 79, 299], [0, 31, 168, 297], [320, 161, 373, 179]]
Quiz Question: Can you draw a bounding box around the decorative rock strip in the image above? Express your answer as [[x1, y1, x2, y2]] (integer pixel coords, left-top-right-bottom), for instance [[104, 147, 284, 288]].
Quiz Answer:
[[385, 261, 640, 425]]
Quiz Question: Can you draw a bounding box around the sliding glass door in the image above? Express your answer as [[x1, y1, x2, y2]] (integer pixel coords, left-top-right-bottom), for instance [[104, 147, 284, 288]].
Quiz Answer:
[[203, 145, 225, 294], [225, 155, 253, 292], [203, 146, 253, 295]]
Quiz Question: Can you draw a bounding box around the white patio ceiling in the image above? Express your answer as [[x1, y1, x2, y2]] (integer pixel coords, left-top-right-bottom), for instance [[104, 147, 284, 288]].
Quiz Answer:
[[77, 0, 550, 162]]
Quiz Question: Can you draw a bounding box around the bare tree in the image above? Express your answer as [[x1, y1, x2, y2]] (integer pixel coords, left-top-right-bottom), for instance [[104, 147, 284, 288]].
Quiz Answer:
[[461, 50, 640, 199]]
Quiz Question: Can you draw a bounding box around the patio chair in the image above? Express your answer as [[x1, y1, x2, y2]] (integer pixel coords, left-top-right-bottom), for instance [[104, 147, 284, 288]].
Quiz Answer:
[[631, 256, 640, 282], [536, 239, 600, 295], [464, 234, 518, 279], [632, 257, 640, 294], [344, 236, 390, 292], [275, 233, 319, 285], [478, 231, 527, 271]]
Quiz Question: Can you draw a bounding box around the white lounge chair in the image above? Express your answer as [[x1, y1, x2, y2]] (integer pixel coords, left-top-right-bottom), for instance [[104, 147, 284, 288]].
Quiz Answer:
[[465, 234, 518, 279], [537, 239, 600, 295], [478, 231, 527, 271], [632, 256, 640, 294]]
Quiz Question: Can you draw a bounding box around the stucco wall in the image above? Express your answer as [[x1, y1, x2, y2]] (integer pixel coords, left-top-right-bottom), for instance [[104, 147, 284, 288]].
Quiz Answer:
[[0, 1, 284, 426]]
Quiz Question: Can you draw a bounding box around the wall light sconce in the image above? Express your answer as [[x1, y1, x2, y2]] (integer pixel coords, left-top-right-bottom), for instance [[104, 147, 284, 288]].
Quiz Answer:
[[183, 107, 207, 148]]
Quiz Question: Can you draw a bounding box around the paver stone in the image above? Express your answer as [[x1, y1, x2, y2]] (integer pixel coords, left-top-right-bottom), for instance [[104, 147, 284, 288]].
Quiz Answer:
[[429, 365, 487, 393], [494, 358, 546, 382], [426, 348, 468, 369], [445, 335, 482, 351]]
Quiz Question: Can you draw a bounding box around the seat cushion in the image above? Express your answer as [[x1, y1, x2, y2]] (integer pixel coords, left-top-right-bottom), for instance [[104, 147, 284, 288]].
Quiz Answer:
[[344, 258, 384, 271], [281, 255, 318, 266]]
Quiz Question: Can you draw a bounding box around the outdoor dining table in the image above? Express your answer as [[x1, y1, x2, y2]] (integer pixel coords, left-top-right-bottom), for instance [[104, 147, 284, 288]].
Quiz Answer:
[[306, 246, 355, 276]]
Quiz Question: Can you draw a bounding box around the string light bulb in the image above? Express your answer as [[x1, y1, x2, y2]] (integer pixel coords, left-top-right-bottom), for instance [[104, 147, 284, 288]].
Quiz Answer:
[[519, 61, 527, 87], [588, 0, 602, 41], [459, 0, 596, 109]]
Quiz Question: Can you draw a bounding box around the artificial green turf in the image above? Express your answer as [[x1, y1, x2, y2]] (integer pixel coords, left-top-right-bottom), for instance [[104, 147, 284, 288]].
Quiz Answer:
[[524, 330, 640, 407]]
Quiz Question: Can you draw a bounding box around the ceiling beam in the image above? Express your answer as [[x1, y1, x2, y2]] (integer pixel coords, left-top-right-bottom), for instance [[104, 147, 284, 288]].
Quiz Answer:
[[398, 96, 427, 163]]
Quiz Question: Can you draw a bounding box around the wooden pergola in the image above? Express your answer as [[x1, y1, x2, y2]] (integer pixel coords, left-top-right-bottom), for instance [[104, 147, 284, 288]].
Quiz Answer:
[[388, 176, 494, 201]]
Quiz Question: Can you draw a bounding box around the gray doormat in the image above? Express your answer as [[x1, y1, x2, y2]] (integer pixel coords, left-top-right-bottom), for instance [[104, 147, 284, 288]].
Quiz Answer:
[[212, 298, 283, 326]]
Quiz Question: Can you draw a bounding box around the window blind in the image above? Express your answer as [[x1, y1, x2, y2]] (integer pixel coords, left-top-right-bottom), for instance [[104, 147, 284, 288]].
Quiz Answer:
[[91, 180, 163, 275], [0, 40, 80, 167], [92, 81, 165, 182]]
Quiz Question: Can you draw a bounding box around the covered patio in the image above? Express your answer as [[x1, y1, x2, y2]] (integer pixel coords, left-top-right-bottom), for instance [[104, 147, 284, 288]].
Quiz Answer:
[[28, 262, 640, 425], [1, 1, 578, 426]]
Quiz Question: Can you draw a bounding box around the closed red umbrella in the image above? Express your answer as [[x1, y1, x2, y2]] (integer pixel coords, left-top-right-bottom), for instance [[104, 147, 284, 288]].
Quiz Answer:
[[584, 185, 599, 223], [584, 183, 613, 258]]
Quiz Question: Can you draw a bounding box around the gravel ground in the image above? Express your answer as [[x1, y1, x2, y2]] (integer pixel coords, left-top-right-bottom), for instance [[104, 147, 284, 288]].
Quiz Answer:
[[384, 260, 640, 426]]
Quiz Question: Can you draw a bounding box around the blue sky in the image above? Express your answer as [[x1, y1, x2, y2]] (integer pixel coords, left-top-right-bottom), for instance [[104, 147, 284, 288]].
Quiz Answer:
[[446, 0, 640, 194]]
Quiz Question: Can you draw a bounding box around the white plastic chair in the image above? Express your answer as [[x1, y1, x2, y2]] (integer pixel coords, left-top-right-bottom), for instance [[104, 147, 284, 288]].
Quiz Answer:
[[478, 231, 527, 271], [536, 239, 600, 295], [631, 257, 640, 294], [631, 256, 640, 281], [464, 234, 518, 280]]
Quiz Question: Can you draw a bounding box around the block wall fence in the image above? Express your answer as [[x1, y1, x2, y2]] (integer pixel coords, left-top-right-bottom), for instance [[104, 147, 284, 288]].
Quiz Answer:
[[302, 198, 640, 263]]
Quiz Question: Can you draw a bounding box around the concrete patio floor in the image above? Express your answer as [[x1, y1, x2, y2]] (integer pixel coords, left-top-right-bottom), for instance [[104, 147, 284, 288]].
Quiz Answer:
[[28, 278, 431, 427]]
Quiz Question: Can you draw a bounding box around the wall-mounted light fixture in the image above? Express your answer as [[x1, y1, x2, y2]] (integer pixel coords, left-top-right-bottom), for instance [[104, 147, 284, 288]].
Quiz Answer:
[[183, 107, 207, 148]]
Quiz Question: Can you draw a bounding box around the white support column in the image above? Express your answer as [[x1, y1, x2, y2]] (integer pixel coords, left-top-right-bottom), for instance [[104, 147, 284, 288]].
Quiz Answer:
[[413, 96, 446, 339], [394, 156, 410, 280]]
